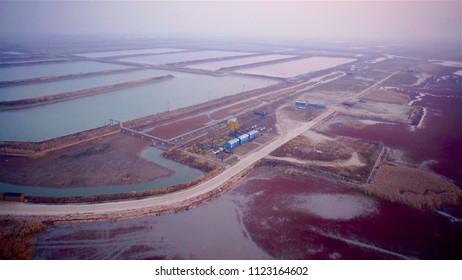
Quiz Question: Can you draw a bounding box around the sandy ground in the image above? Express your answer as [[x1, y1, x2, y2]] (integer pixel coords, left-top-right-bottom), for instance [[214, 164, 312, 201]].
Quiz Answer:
[[266, 151, 364, 168], [412, 73, 432, 86], [362, 88, 410, 104], [367, 57, 387, 64], [0, 134, 174, 187], [349, 101, 413, 123], [302, 129, 334, 143], [429, 60, 462, 67]]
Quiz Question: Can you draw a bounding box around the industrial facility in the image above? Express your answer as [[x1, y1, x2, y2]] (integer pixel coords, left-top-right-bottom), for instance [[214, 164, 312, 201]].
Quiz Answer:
[[192, 112, 266, 157], [225, 129, 260, 150], [295, 100, 327, 110]]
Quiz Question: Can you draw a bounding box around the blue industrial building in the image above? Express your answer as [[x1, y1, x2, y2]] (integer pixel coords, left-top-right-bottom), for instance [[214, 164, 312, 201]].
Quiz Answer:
[[225, 130, 260, 150], [225, 138, 240, 149], [295, 100, 326, 110]]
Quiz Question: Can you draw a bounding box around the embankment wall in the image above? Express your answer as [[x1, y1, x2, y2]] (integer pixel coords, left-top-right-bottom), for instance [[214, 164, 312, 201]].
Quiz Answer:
[[0, 75, 174, 110], [0, 125, 120, 157]]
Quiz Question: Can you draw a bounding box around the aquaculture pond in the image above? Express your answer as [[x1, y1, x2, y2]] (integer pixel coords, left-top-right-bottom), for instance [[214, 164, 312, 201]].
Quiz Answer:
[[0, 61, 132, 82], [0, 71, 277, 141], [0, 69, 169, 101], [119, 50, 252, 65]]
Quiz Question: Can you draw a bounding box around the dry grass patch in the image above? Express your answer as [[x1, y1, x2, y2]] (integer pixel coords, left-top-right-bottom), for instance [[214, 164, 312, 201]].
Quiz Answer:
[[363, 164, 460, 209], [0, 218, 46, 259], [271, 135, 351, 162], [281, 105, 322, 122]]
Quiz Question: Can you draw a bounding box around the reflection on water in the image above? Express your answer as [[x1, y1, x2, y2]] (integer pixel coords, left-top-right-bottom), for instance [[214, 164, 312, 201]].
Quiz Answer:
[[288, 193, 377, 220], [34, 194, 271, 260]]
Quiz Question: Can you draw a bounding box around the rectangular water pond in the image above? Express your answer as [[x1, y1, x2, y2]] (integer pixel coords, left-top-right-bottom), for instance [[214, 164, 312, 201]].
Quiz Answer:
[[0, 71, 278, 141], [0, 69, 171, 101], [119, 51, 253, 65], [0, 61, 132, 82]]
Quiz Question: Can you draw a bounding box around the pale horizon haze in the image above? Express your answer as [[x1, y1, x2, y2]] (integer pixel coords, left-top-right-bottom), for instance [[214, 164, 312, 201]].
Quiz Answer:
[[0, 1, 461, 45]]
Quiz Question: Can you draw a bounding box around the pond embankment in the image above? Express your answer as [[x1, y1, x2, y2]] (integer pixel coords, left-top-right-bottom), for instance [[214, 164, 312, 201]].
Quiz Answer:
[[0, 67, 143, 87], [0, 124, 120, 157], [0, 75, 174, 110]]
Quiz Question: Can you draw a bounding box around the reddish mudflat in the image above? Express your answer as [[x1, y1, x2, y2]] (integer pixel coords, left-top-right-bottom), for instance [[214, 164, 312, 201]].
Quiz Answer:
[[321, 95, 462, 186], [148, 114, 211, 139], [233, 166, 462, 259], [34, 165, 462, 259]]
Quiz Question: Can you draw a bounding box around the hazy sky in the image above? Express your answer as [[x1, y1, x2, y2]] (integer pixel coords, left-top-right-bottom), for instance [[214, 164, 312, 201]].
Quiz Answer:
[[1, 1, 461, 44]]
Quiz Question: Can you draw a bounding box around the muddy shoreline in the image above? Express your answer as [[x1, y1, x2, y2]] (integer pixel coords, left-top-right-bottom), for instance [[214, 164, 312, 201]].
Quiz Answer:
[[0, 125, 120, 157]]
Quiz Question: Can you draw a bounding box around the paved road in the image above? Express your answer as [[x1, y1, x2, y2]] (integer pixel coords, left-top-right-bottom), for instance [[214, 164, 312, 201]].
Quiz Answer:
[[0, 108, 335, 217]]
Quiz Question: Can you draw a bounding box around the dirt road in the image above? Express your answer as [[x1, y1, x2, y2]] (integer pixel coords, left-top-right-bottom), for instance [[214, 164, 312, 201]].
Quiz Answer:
[[0, 108, 335, 217]]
